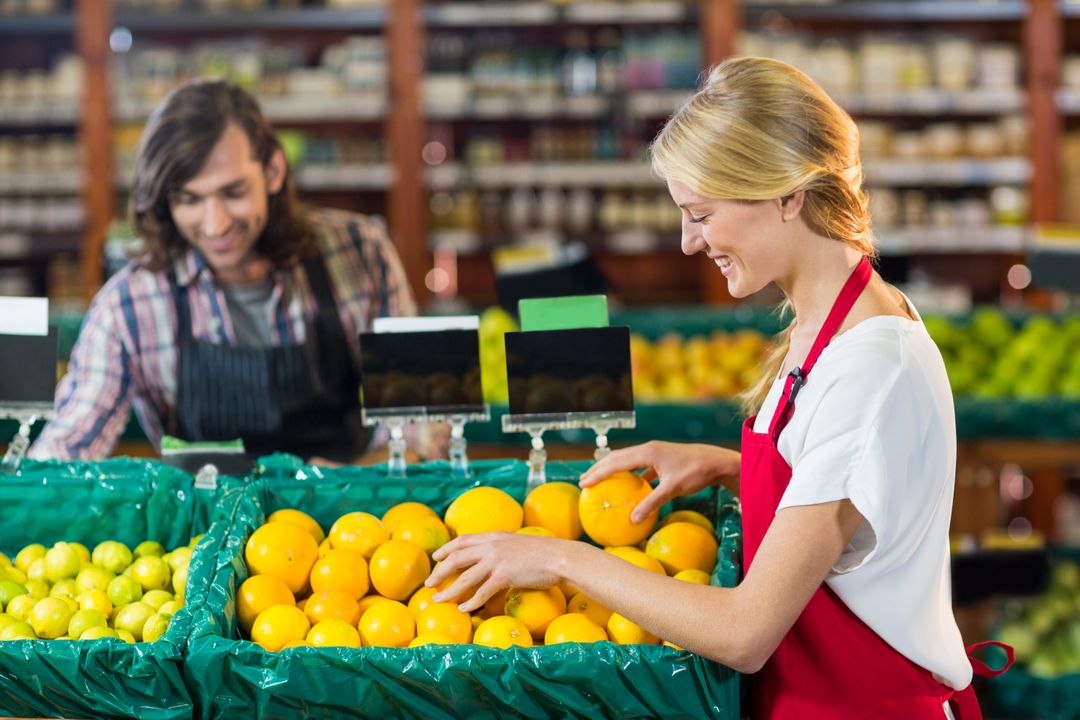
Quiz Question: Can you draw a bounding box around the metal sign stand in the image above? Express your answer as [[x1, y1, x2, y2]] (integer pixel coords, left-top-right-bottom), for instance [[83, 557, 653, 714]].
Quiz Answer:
[[363, 406, 491, 479], [1, 404, 53, 473], [502, 410, 635, 492]]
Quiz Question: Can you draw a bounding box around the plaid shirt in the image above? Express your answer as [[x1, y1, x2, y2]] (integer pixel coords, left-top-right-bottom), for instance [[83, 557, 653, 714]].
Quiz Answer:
[[30, 206, 417, 460]]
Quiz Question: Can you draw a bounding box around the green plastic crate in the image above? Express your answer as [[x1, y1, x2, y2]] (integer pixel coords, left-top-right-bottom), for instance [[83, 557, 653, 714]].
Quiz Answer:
[[184, 459, 742, 719], [0, 459, 225, 720]]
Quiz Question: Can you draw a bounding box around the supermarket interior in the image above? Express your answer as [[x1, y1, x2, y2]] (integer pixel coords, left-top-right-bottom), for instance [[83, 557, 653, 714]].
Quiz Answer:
[[1, 0, 1080, 719]]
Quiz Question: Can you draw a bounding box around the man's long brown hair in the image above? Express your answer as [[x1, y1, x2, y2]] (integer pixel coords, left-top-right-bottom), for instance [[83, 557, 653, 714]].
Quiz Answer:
[[129, 79, 312, 272]]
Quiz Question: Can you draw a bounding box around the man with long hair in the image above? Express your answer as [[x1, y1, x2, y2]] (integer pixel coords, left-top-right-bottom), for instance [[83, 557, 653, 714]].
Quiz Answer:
[[30, 79, 415, 462]]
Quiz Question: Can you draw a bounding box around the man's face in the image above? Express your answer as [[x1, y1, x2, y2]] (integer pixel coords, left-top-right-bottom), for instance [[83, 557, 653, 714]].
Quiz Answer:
[[168, 123, 285, 284]]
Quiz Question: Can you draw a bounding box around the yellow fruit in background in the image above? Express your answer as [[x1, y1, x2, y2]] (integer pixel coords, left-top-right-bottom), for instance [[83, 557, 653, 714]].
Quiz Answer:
[[356, 594, 390, 615], [1, 565, 27, 585], [674, 569, 711, 585], [306, 619, 361, 648], [133, 541, 165, 558], [76, 590, 112, 616], [130, 556, 172, 592], [26, 559, 46, 583], [660, 510, 715, 535], [607, 613, 658, 645], [406, 586, 439, 619], [303, 589, 361, 627], [106, 576, 141, 607], [409, 632, 455, 647], [516, 526, 554, 537], [49, 579, 77, 599], [477, 588, 509, 620], [158, 600, 184, 617], [381, 502, 439, 535], [368, 540, 430, 601], [280, 640, 308, 650], [268, 509, 326, 544], [328, 512, 388, 559], [662, 639, 684, 650], [0, 621, 37, 640], [318, 539, 331, 558], [392, 515, 450, 556], [444, 487, 523, 537], [309, 549, 369, 599], [24, 580, 49, 600], [142, 589, 174, 610], [115, 629, 136, 643], [236, 575, 295, 635], [606, 546, 666, 576], [69, 543, 91, 565], [523, 481, 583, 540], [44, 542, 81, 582], [645, 522, 719, 576], [245, 522, 319, 595], [29, 597, 73, 639], [15, 544, 46, 573], [114, 601, 155, 641], [67, 608, 107, 640], [473, 616, 533, 649], [172, 562, 189, 599], [75, 566, 115, 594], [579, 472, 657, 547], [251, 605, 310, 652], [6, 594, 38, 621], [91, 541, 133, 575], [416, 602, 473, 644], [358, 600, 415, 648], [142, 612, 172, 642], [0, 552, 9, 566], [544, 613, 608, 644], [504, 586, 566, 639], [79, 626, 119, 641], [567, 592, 613, 628], [165, 547, 192, 572]]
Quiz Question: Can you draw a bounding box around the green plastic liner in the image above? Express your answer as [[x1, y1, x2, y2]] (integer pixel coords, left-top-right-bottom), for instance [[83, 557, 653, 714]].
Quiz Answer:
[[0, 459, 226, 720], [185, 459, 742, 719]]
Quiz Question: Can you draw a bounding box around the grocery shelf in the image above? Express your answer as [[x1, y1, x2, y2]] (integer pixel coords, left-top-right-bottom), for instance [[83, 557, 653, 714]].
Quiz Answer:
[[835, 88, 1025, 116], [863, 157, 1031, 186], [113, 95, 387, 124], [0, 230, 82, 262], [426, 161, 659, 188], [113, 7, 386, 31], [428, 228, 682, 254], [875, 225, 1029, 255], [428, 90, 693, 121], [0, 169, 81, 194], [425, 1, 693, 27], [0, 12, 74, 34], [1056, 88, 1080, 114], [0, 104, 79, 127], [742, 1, 1026, 23], [292, 163, 394, 191]]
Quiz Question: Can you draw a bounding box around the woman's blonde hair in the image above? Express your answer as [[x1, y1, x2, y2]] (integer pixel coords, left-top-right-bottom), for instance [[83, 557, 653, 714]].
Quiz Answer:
[[650, 56, 877, 416]]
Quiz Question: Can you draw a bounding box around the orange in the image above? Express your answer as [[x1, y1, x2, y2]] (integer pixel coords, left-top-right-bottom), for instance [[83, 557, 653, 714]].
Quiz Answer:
[[567, 592, 613, 628], [409, 632, 455, 647], [309, 549, 369, 599], [358, 599, 415, 647], [328, 512, 388, 559], [236, 574, 295, 635], [662, 639, 685, 650], [267, 509, 326, 544], [406, 586, 439, 619], [250, 605, 311, 652], [477, 587, 509, 619], [369, 540, 431, 601], [444, 487, 523, 537], [429, 562, 462, 594], [504, 586, 566, 639], [318, 539, 331, 558], [607, 612, 658, 645], [392, 515, 451, 556], [578, 471, 657, 547], [280, 640, 308, 650], [416, 602, 473, 644], [523, 481, 583, 540], [357, 594, 392, 616], [516, 526, 554, 537], [660, 509, 715, 535], [244, 523, 319, 595], [673, 569, 711, 585], [544, 613, 608, 644], [381, 502, 439, 534], [473, 615, 533, 649], [306, 619, 361, 648], [606, 546, 666, 575], [645, 522, 719, 575], [303, 589, 361, 626]]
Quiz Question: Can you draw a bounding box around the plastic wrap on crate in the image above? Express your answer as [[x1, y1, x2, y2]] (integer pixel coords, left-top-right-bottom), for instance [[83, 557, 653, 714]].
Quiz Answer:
[[184, 460, 742, 720], [0, 459, 227, 720]]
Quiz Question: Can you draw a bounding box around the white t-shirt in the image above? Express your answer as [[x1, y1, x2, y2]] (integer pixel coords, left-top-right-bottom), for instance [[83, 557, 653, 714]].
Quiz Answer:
[[751, 309, 973, 692]]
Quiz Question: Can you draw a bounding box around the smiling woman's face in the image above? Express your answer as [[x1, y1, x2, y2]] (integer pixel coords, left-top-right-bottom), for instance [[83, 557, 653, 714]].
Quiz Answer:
[[667, 178, 789, 299]]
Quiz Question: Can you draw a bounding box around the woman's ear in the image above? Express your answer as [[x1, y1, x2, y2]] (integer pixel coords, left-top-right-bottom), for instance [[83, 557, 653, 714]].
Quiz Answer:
[[265, 148, 287, 194], [778, 191, 805, 222]]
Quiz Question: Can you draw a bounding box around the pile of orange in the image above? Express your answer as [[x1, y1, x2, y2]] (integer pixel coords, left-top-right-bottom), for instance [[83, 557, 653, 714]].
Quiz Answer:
[[236, 473, 718, 652]]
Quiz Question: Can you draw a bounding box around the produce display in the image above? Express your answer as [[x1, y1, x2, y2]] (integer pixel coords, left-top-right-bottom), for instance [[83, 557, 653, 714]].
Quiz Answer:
[[0, 538, 193, 642], [995, 558, 1080, 679], [235, 472, 718, 651], [630, 329, 770, 402]]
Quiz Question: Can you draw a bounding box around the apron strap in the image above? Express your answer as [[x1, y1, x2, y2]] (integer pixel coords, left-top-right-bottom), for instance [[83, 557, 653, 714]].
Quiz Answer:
[[966, 640, 1014, 678], [768, 256, 873, 442], [167, 266, 194, 342]]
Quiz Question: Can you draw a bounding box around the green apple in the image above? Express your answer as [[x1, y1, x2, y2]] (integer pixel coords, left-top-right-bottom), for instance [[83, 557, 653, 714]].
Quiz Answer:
[[0, 579, 27, 608], [130, 556, 171, 592], [114, 602, 155, 641], [29, 596, 73, 639], [67, 609, 108, 640], [134, 541, 165, 558], [92, 541, 133, 575], [0, 620, 37, 640], [106, 575, 143, 607], [78, 626, 119, 641], [141, 612, 172, 642], [44, 542, 82, 582], [14, 544, 46, 573], [75, 566, 115, 594]]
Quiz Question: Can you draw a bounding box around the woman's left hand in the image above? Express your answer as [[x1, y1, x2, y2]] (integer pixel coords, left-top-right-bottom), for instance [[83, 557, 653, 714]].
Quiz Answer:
[[426, 533, 569, 613]]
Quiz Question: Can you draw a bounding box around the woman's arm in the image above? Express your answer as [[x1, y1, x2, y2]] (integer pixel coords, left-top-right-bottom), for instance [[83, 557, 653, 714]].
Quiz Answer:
[[428, 498, 862, 673]]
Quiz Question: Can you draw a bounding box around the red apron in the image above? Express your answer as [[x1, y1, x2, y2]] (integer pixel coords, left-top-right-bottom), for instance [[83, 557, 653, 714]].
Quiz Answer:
[[740, 256, 1012, 719]]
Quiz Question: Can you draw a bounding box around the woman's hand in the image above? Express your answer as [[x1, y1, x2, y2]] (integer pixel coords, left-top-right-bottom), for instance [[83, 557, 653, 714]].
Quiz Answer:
[[426, 533, 570, 613], [580, 441, 740, 523]]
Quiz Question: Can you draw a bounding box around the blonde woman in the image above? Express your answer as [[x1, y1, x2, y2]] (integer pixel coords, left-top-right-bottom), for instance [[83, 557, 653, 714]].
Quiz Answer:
[[426, 57, 1010, 718]]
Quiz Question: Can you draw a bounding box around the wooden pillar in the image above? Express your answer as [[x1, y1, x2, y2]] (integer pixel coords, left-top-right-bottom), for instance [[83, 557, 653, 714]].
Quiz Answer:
[[75, 0, 114, 303], [1026, 0, 1062, 223], [386, 0, 430, 308], [698, 0, 739, 304]]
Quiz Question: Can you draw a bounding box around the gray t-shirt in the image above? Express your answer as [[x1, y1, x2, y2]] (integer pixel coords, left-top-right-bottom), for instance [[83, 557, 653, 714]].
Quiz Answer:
[[221, 277, 275, 349]]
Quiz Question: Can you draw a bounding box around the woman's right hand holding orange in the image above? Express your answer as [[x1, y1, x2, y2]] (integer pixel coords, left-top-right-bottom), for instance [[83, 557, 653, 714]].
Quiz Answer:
[[579, 441, 740, 523]]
